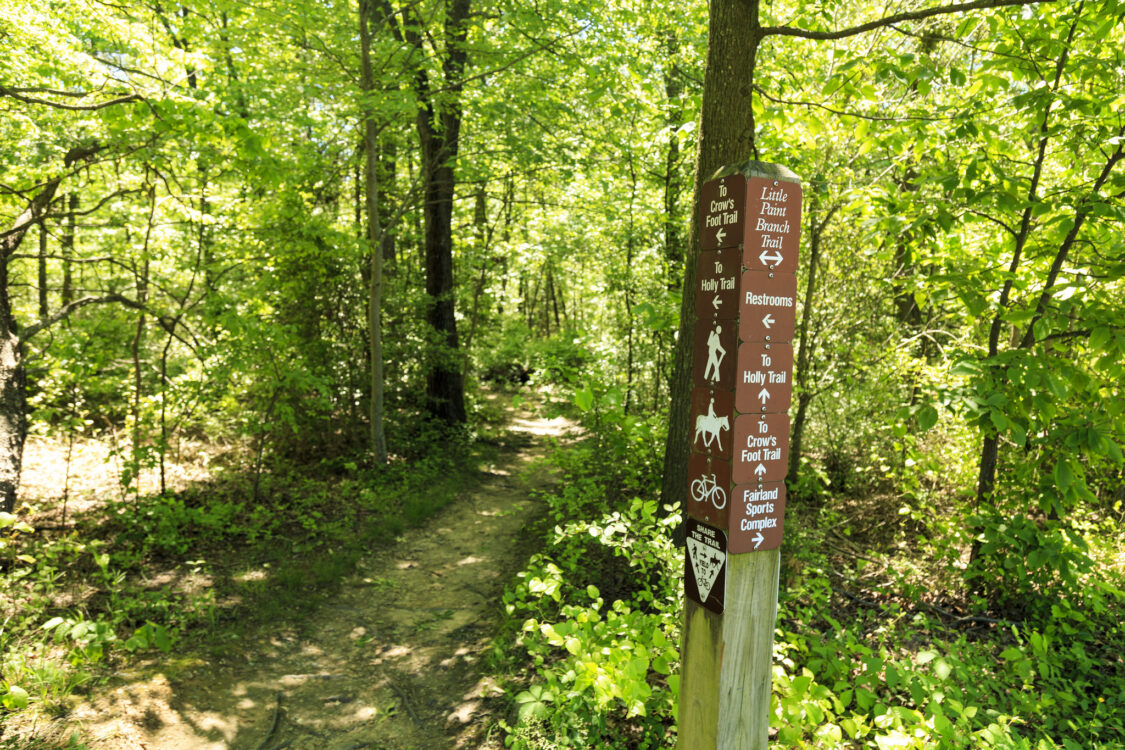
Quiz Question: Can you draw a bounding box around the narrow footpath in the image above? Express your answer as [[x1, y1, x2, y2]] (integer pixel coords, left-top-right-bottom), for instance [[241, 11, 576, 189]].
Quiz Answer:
[[65, 410, 572, 750]]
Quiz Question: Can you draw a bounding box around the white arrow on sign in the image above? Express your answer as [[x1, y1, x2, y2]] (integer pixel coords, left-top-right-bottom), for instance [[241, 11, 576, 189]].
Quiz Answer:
[[712, 295, 722, 310], [758, 387, 770, 406], [759, 250, 783, 266], [762, 313, 774, 329], [715, 227, 726, 245], [755, 463, 766, 477], [752, 531, 765, 549]]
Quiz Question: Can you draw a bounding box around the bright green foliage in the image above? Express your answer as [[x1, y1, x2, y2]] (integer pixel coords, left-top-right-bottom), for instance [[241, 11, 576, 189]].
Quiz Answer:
[[1, 0, 1124, 744], [497, 388, 680, 748]]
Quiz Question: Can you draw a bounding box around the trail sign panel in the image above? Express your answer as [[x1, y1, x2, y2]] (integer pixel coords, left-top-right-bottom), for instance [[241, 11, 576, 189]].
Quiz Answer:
[[728, 482, 787, 553], [688, 452, 731, 528], [693, 318, 738, 390], [699, 176, 746, 251], [740, 271, 797, 343], [691, 387, 735, 459], [731, 414, 790, 485], [741, 177, 801, 275], [735, 343, 793, 414], [696, 249, 741, 319], [685, 517, 727, 614]]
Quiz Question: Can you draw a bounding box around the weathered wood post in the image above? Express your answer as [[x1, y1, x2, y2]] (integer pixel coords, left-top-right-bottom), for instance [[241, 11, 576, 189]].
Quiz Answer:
[[677, 161, 802, 750]]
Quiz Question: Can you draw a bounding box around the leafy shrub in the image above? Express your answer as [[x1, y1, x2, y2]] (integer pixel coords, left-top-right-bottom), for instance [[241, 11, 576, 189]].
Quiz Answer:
[[500, 498, 682, 748]]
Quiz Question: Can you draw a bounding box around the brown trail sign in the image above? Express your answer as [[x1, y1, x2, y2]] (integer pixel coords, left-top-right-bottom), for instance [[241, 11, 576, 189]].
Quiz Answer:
[[679, 162, 801, 750]]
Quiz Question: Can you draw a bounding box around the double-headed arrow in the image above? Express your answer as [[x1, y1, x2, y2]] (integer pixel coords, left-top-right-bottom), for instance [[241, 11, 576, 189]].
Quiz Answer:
[[759, 250, 783, 267]]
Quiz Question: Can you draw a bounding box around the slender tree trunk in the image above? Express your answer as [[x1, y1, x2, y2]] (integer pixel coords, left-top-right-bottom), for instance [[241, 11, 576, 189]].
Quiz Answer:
[[131, 258, 148, 487], [547, 265, 561, 330], [463, 185, 490, 355], [379, 139, 397, 263], [787, 195, 836, 487], [974, 4, 1081, 511], [359, 0, 388, 462], [625, 160, 637, 415], [37, 221, 49, 320], [662, 30, 685, 286], [61, 193, 76, 307]]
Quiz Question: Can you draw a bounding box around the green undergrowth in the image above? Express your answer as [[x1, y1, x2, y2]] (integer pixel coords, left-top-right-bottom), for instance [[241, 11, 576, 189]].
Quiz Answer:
[[769, 501, 1125, 750], [492, 390, 1125, 749], [0, 401, 508, 733], [493, 386, 683, 749]]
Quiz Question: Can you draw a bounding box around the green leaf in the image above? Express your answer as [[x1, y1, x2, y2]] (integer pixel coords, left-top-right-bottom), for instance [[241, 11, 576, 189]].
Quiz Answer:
[[950, 360, 980, 377], [3, 685, 29, 709], [574, 387, 594, 412], [917, 404, 939, 432], [1053, 460, 1073, 490]]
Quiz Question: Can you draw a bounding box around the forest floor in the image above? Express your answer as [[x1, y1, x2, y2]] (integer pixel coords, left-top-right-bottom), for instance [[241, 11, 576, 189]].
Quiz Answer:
[[15, 405, 574, 750]]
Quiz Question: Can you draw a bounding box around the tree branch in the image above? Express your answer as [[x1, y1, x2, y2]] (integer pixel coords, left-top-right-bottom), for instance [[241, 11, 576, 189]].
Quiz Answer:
[[0, 85, 141, 111], [753, 84, 943, 122], [761, 0, 1059, 42], [1017, 125, 1125, 350], [23, 294, 138, 340], [963, 208, 1018, 237]]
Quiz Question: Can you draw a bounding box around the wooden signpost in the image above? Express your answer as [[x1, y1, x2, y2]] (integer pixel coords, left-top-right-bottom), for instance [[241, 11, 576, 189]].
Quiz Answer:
[[678, 161, 802, 750]]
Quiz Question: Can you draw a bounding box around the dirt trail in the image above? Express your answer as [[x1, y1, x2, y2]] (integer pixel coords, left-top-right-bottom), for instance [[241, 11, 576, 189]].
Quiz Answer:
[[62, 411, 571, 750]]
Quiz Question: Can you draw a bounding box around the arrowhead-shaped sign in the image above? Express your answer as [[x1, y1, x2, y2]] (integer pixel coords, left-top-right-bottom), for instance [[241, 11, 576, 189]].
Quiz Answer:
[[687, 536, 726, 603]]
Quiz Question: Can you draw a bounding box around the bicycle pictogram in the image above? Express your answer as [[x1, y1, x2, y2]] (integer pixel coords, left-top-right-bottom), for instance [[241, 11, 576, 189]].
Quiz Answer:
[[690, 472, 727, 510]]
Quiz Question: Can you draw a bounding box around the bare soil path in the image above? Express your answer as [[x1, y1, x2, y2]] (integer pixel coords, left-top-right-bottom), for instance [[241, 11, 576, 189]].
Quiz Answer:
[[58, 410, 571, 750]]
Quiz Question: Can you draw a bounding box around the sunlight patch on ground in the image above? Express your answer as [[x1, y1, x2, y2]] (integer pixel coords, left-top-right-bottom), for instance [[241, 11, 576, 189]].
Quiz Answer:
[[234, 569, 268, 583], [509, 416, 572, 437], [20, 436, 220, 511]]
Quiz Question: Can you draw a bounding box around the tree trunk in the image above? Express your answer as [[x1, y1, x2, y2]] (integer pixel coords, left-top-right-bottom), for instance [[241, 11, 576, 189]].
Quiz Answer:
[[412, 0, 471, 425], [61, 193, 77, 307], [359, 0, 388, 462], [662, 30, 685, 286], [787, 194, 835, 488], [661, 0, 762, 522], [0, 282, 27, 515], [0, 182, 59, 513], [420, 152, 467, 423], [37, 221, 49, 320]]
